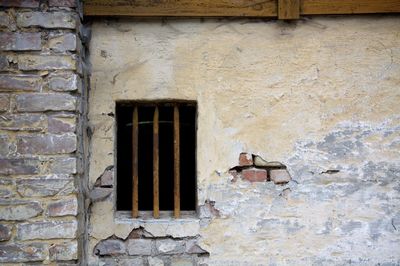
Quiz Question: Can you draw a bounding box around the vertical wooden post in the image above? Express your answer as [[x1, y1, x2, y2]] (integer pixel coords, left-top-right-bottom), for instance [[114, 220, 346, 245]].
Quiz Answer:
[[173, 105, 180, 218], [153, 106, 160, 219], [278, 0, 300, 19], [132, 106, 139, 218]]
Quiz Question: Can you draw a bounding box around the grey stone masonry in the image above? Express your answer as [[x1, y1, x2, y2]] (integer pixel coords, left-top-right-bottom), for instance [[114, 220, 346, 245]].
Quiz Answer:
[[0, 0, 85, 264]]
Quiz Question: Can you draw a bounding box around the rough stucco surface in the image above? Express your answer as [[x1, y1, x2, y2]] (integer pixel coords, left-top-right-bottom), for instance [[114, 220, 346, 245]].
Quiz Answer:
[[88, 17, 400, 265]]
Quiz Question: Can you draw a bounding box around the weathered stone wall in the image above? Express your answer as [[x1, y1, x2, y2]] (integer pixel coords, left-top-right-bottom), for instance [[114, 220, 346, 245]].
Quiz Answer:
[[0, 0, 88, 264], [88, 17, 400, 265]]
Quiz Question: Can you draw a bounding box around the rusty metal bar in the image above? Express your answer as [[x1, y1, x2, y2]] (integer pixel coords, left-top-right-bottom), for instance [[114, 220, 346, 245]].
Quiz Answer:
[[153, 106, 160, 219], [132, 106, 139, 218], [173, 105, 180, 218]]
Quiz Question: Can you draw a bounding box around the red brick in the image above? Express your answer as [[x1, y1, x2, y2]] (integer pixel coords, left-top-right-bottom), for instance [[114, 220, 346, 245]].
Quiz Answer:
[[241, 168, 267, 182], [239, 152, 253, 166]]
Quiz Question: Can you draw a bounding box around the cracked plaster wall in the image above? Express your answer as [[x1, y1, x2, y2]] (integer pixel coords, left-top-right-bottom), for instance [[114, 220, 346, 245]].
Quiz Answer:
[[88, 16, 400, 265]]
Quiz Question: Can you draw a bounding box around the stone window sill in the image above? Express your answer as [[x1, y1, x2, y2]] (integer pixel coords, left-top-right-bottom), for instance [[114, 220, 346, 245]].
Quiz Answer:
[[115, 211, 198, 223]]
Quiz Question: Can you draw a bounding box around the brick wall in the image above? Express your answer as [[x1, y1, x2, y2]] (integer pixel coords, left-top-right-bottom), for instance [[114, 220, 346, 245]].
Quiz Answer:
[[0, 0, 87, 264]]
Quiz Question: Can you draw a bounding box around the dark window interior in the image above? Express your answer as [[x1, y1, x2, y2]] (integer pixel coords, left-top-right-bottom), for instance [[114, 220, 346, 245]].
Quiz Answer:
[[116, 102, 196, 212]]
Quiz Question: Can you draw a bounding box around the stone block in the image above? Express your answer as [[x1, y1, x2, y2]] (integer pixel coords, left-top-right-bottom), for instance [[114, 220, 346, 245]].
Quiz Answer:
[[0, 74, 42, 92], [0, 158, 40, 175], [0, 12, 15, 30], [0, 224, 12, 241], [17, 220, 77, 240], [0, 188, 13, 198], [17, 134, 77, 154], [0, 55, 9, 70], [0, 114, 46, 131], [269, 169, 291, 184], [0, 243, 46, 263], [49, 0, 77, 7], [147, 257, 164, 266], [49, 241, 78, 261], [49, 32, 76, 52], [0, 0, 39, 7], [16, 93, 76, 112], [18, 55, 76, 70], [46, 197, 78, 217], [127, 239, 153, 255], [46, 157, 77, 174], [48, 115, 76, 133], [254, 156, 285, 168], [0, 94, 9, 112], [100, 167, 114, 187], [0, 33, 41, 51], [170, 257, 194, 266], [16, 12, 76, 29], [100, 258, 144, 266], [0, 135, 9, 156], [155, 239, 185, 255], [94, 239, 126, 256], [17, 177, 74, 197], [90, 187, 112, 202], [239, 152, 253, 166], [185, 240, 208, 255], [0, 200, 43, 221], [48, 72, 80, 92], [241, 168, 267, 182]]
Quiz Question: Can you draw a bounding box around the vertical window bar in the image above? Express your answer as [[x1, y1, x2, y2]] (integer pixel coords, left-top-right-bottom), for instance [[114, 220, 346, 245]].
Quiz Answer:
[[153, 106, 160, 218], [174, 105, 181, 218], [132, 106, 139, 218]]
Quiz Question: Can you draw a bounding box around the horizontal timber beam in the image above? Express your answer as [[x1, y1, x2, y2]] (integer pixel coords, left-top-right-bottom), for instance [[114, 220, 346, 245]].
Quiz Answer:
[[84, 0, 400, 18]]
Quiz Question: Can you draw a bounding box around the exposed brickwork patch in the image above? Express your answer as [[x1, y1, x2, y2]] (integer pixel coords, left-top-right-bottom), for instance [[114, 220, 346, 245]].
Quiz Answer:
[[230, 153, 291, 184]]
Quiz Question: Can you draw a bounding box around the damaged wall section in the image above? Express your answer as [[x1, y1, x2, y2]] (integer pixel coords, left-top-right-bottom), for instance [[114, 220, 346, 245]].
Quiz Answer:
[[88, 16, 400, 265]]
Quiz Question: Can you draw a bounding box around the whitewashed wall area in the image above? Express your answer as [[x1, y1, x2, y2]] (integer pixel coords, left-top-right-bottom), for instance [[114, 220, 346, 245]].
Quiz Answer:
[[88, 17, 400, 265]]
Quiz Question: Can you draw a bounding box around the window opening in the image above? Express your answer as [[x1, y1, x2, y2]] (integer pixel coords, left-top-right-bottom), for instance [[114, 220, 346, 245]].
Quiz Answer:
[[116, 101, 196, 218]]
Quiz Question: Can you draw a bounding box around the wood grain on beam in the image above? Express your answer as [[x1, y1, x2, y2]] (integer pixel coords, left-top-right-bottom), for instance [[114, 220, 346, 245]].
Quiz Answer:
[[84, 0, 400, 19], [279, 0, 300, 19], [301, 0, 400, 14], [84, 0, 277, 17]]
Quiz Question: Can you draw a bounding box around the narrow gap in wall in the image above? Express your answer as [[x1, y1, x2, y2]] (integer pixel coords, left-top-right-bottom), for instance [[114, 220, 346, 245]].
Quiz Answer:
[[116, 104, 132, 211], [138, 106, 154, 211], [180, 105, 196, 210]]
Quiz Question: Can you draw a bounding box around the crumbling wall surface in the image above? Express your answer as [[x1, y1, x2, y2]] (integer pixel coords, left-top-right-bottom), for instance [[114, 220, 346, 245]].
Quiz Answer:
[[0, 0, 88, 264], [88, 17, 400, 265]]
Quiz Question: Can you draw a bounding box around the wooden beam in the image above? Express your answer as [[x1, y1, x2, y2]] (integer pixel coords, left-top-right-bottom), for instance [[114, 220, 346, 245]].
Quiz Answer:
[[173, 105, 180, 219], [301, 0, 400, 14], [132, 106, 139, 218], [279, 0, 299, 19], [84, 0, 277, 17], [153, 106, 159, 219], [84, 0, 400, 17]]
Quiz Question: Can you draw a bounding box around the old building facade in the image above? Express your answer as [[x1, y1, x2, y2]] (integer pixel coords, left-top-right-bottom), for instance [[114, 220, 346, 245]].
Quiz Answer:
[[0, 0, 399, 265]]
